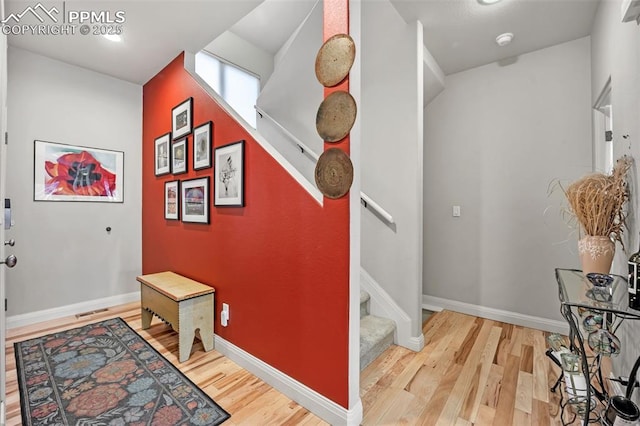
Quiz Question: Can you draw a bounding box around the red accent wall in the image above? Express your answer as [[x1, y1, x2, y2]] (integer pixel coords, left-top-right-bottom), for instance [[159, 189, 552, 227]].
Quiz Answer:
[[142, 53, 349, 407]]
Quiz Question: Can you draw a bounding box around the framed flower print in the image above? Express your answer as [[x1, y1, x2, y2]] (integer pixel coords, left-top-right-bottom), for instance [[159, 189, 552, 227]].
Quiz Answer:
[[34, 140, 124, 202]]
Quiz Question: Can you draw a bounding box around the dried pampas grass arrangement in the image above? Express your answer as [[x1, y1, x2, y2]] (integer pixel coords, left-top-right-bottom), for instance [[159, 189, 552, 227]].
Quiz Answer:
[[563, 156, 632, 249]]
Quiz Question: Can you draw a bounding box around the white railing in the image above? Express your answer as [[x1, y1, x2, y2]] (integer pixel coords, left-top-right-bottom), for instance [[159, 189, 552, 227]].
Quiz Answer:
[[255, 106, 319, 161], [360, 192, 394, 224], [255, 105, 395, 225]]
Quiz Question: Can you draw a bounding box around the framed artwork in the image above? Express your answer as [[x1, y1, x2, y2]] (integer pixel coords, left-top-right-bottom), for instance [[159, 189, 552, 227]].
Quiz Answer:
[[181, 176, 210, 223], [172, 97, 193, 140], [172, 138, 188, 175], [214, 140, 244, 207], [193, 121, 213, 170], [154, 133, 171, 176], [34, 140, 124, 202], [164, 180, 179, 220]]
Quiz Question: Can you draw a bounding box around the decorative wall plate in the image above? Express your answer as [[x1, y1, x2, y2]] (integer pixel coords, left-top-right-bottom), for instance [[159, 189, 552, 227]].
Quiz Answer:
[[315, 148, 353, 199], [316, 90, 357, 142], [315, 33, 356, 87]]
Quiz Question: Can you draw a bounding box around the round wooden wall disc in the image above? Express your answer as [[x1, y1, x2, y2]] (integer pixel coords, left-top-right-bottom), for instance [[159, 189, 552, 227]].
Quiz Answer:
[[315, 33, 356, 87], [316, 91, 357, 143], [315, 148, 354, 199]]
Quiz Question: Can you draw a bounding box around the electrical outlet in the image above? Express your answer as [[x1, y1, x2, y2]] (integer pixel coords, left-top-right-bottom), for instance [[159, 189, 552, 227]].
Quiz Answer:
[[221, 303, 230, 327]]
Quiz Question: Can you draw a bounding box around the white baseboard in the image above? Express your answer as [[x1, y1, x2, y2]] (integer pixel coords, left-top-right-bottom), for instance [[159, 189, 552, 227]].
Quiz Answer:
[[6, 292, 363, 424], [422, 294, 569, 335], [214, 334, 363, 425], [7, 292, 140, 329], [361, 268, 424, 351]]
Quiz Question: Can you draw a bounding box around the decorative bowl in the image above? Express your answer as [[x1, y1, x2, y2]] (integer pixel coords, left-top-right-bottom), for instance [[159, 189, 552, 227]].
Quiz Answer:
[[587, 329, 621, 357], [586, 273, 614, 287], [582, 311, 604, 332]]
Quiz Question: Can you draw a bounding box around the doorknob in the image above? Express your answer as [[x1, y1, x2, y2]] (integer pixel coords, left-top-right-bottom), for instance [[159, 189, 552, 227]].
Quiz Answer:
[[1, 255, 17, 268], [4, 239, 14, 246]]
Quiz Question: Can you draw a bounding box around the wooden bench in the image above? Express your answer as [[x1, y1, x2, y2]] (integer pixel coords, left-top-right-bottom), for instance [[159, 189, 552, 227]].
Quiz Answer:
[[137, 271, 215, 362]]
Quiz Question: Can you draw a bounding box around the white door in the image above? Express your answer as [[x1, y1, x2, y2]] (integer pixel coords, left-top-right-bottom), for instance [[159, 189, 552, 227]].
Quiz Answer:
[[0, 0, 9, 422]]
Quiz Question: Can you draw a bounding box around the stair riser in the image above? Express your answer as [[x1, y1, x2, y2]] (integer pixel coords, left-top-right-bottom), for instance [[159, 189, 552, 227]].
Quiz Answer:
[[360, 331, 393, 371], [360, 299, 369, 319]]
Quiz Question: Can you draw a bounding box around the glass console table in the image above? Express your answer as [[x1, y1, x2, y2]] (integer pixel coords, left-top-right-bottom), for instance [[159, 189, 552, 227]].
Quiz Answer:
[[555, 268, 640, 425]]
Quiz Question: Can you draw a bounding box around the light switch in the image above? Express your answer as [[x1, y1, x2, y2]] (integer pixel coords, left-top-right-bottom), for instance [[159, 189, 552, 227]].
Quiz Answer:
[[453, 206, 461, 217]]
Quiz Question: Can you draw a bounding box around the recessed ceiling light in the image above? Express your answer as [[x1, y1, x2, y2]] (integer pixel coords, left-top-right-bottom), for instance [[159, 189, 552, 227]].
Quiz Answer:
[[103, 34, 122, 42], [478, 0, 502, 4], [495, 32, 514, 47]]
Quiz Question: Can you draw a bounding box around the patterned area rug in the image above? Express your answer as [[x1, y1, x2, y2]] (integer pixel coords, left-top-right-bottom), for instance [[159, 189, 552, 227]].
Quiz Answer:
[[14, 317, 230, 425]]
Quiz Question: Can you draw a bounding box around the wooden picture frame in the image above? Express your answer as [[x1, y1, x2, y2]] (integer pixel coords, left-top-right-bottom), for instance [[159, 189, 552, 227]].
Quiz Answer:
[[154, 133, 171, 176], [181, 176, 210, 223], [214, 140, 244, 207], [193, 121, 213, 170], [164, 180, 179, 220], [172, 97, 193, 140]]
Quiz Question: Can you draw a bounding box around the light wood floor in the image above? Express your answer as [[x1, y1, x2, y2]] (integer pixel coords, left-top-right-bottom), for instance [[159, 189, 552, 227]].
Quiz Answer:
[[5, 304, 596, 425], [4, 302, 326, 426]]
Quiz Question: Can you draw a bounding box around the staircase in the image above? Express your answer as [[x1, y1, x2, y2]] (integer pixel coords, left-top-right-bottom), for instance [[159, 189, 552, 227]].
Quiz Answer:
[[360, 289, 396, 370]]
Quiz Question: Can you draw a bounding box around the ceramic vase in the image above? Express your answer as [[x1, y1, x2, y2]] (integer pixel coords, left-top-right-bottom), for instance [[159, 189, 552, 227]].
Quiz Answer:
[[578, 236, 615, 275]]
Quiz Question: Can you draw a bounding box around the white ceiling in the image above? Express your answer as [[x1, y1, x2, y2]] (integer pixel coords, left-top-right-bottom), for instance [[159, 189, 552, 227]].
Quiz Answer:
[[4, 0, 265, 84], [4, 0, 601, 84], [390, 0, 600, 75]]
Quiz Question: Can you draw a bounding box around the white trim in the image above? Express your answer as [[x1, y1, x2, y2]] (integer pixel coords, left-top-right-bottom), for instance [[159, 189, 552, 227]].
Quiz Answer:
[[361, 268, 424, 352], [7, 291, 140, 330], [349, 0, 363, 411], [183, 52, 323, 205], [422, 294, 569, 335], [408, 334, 425, 352], [214, 334, 363, 425]]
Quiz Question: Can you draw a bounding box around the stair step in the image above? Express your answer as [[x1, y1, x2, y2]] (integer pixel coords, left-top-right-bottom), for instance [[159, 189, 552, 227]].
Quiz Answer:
[[360, 314, 395, 371], [360, 290, 370, 319]]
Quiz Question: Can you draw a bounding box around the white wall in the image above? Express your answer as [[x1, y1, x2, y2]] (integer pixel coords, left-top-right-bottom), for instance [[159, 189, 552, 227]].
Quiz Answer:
[[423, 37, 593, 321], [5, 47, 142, 316], [591, 0, 640, 403], [360, 0, 424, 340], [255, 1, 323, 184], [202, 30, 274, 87]]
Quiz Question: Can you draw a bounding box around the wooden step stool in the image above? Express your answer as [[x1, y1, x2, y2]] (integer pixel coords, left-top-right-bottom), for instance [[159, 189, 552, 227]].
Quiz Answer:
[[137, 271, 215, 362]]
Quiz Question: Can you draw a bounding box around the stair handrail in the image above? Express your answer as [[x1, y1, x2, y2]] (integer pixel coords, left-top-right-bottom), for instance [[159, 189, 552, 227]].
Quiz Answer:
[[360, 192, 394, 224], [254, 105, 395, 225], [255, 105, 319, 161]]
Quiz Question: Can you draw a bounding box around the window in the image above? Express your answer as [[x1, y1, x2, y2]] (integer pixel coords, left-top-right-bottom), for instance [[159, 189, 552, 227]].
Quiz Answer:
[[195, 51, 260, 128]]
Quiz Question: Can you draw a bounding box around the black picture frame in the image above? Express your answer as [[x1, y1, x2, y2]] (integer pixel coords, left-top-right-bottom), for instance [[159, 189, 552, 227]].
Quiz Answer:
[[214, 140, 244, 207], [181, 176, 210, 224], [154, 132, 171, 176], [171, 137, 188, 175], [164, 180, 179, 220], [193, 121, 213, 170], [172, 97, 193, 140]]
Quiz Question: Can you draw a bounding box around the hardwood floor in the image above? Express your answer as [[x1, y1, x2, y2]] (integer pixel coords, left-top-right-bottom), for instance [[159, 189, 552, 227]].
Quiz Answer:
[[361, 310, 609, 425], [4, 302, 326, 426], [5, 304, 598, 425]]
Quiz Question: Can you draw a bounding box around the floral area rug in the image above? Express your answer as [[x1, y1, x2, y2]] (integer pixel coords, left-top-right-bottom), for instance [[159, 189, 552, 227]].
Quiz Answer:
[[14, 317, 230, 425]]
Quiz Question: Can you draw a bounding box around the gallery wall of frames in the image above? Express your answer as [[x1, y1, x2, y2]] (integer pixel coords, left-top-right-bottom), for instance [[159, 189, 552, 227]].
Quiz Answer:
[[155, 97, 245, 224]]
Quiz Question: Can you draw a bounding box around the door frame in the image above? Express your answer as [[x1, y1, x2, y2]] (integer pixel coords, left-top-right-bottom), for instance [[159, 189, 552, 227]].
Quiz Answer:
[[0, 0, 8, 422]]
